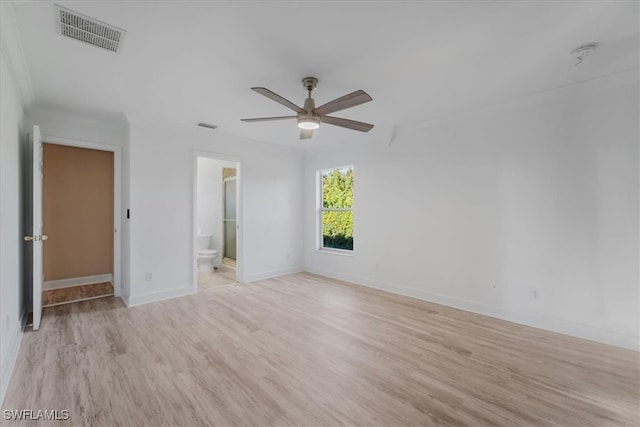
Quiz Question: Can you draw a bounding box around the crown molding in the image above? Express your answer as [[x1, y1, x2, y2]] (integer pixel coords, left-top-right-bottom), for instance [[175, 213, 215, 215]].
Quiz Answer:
[[0, 1, 35, 106]]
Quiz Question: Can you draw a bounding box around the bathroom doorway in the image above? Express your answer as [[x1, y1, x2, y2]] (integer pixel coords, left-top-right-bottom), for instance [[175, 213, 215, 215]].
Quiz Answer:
[[193, 154, 241, 292]]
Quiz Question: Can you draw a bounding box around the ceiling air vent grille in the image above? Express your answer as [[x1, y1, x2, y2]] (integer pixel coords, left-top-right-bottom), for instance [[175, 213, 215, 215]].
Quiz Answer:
[[55, 5, 126, 53]]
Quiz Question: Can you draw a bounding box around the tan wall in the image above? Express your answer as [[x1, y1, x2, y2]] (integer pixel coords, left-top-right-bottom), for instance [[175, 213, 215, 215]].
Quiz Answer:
[[43, 143, 114, 281]]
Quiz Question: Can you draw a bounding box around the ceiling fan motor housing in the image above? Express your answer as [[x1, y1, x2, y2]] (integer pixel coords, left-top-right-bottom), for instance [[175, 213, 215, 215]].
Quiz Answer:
[[299, 89, 319, 128], [303, 97, 316, 114]]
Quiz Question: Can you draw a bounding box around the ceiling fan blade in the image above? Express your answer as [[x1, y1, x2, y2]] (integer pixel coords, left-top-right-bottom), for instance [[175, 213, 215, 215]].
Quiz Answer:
[[241, 116, 297, 122], [321, 116, 374, 132], [313, 90, 372, 116], [251, 87, 306, 114], [300, 129, 313, 140]]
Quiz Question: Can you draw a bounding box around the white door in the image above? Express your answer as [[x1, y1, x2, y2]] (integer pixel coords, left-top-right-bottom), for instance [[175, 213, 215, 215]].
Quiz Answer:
[[26, 125, 45, 330]]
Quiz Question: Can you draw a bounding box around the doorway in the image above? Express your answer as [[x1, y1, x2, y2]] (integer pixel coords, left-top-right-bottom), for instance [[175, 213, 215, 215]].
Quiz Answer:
[[194, 154, 241, 292], [25, 130, 122, 329], [41, 143, 116, 306]]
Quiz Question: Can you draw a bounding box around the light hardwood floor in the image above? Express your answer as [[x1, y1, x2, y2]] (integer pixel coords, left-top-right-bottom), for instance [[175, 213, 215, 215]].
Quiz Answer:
[[198, 265, 236, 290], [3, 273, 638, 426]]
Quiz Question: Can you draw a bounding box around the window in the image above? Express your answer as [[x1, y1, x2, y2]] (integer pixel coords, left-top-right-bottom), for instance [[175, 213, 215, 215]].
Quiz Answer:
[[318, 166, 354, 251]]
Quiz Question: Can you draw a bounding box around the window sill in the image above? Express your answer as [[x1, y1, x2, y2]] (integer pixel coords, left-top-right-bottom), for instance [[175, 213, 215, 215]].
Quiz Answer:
[[317, 248, 355, 257]]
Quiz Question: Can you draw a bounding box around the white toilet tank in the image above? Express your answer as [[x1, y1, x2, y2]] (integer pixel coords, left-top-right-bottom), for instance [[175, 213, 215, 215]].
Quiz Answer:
[[197, 234, 212, 250]]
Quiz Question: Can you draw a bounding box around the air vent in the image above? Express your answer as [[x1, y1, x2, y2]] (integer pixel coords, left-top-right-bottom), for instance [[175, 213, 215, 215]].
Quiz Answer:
[[55, 5, 126, 53]]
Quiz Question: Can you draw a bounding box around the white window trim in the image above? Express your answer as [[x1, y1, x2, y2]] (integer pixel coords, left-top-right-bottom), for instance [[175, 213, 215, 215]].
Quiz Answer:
[[316, 165, 355, 255]]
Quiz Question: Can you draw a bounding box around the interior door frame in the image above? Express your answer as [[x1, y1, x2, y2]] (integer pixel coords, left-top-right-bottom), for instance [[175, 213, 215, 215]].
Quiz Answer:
[[192, 151, 243, 293], [41, 135, 122, 297]]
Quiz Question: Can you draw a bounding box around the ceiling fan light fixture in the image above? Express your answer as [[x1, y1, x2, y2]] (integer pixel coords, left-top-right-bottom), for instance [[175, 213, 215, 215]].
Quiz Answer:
[[241, 80, 374, 140], [297, 117, 320, 130]]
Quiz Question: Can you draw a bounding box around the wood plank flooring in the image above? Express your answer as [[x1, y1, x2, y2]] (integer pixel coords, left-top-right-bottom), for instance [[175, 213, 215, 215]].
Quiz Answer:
[[3, 273, 638, 426], [198, 265, 236, 290], [42, 282, 114, 306]]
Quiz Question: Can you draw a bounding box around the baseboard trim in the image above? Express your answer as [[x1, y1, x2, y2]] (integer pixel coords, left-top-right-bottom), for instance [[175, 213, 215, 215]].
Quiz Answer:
[[125, 286, 193, 307], [1, 320, 23, 406], [304, 266, 639, 351], [44, 274, 113, 290], [244, 267, 303, 283]]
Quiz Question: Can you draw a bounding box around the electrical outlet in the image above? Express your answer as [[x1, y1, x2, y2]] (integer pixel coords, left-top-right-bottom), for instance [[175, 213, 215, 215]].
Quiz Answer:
[[530, 288, 538, 299], [491, 283, 497, 289], [145, 272, 152, 282]]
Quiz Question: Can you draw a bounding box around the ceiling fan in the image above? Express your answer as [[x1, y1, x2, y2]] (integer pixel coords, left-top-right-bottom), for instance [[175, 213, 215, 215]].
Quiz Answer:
[[241, 77, 374, 140]]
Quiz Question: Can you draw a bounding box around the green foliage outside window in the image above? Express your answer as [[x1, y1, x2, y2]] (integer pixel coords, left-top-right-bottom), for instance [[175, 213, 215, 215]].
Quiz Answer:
[[321, 167, 353, 250]]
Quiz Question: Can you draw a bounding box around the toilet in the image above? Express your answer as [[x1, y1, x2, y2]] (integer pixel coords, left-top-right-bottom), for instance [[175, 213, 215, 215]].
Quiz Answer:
[[197, 234, 218, 273]]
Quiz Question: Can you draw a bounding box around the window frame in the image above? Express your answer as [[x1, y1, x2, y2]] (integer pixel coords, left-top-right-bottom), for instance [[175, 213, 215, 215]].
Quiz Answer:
[[316, 165, 355, 255]]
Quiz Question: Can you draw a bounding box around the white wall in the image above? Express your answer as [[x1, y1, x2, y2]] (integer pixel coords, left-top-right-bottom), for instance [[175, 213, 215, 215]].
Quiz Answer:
[[19, 108, 304, 307], [197, 157, 236, 263], [122, 121, 131, 300], [304, 71, 639, 350], [0, 51, 26, 403], [127, 118, 303, 305], [26, 107, 128, 147]]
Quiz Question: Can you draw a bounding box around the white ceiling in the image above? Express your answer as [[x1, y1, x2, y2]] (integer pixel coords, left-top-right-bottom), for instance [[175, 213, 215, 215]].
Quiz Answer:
[[10, 0, 639, 147]]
